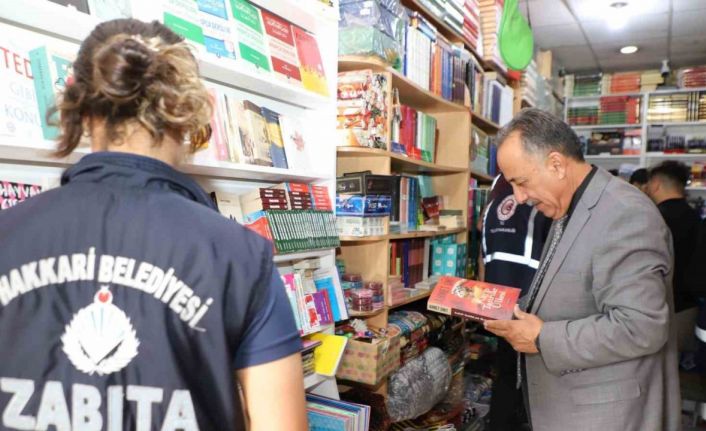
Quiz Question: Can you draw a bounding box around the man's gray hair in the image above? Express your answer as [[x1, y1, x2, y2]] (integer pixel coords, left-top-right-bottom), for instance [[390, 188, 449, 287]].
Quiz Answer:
[[496, 108, 585, 162]]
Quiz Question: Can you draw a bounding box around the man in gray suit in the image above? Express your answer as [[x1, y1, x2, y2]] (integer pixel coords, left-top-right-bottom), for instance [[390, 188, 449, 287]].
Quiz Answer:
[[485, 109, 681, 431]]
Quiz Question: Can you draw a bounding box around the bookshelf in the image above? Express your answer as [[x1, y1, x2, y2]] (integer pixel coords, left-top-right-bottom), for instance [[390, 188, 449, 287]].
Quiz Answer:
[[339, 227, 468, 243], [0, 0, 342, 400], [565, 90, 706, 196], [471, 114, 501, 134]]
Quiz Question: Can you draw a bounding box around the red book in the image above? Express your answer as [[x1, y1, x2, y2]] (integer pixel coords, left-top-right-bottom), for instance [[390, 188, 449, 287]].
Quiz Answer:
[[261, 10, 303, 86], [428, 276, 521, 321], [291, 25, 329, 96]]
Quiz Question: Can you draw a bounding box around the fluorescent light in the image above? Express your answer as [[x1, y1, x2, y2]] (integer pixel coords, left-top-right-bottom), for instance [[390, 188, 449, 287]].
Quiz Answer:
[[620, 45, 638, 54], [607, 1, 629, 29]]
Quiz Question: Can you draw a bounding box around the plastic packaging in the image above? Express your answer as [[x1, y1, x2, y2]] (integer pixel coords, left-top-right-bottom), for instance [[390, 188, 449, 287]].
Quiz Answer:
[[386, 347, 452, 422], [338, 26, 402, 68]]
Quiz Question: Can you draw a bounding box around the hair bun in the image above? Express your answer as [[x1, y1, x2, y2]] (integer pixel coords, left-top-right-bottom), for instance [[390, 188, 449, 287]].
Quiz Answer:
[[92, 35, 154, 104]]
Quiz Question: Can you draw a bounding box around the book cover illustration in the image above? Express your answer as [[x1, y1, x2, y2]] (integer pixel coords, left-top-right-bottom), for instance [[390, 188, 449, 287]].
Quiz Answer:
[[242, 100, 273, 166], [279, 115, 314, 172], [260, 107, 288, 169], [198, 0, 237, 60], [0, 24, 44, 143], [229, 0, 271, 72], [291, 25, 329, 96], [261, 9, 302, 86], [0, 181, 42, 210], [230, 97, 255, 164], [427, 276, 520, 321], [29, 45, 75, 140]]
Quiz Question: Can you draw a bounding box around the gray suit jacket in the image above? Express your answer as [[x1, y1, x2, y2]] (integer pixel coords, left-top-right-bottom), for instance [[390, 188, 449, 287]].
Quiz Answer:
[[527, 168, 681, 431]]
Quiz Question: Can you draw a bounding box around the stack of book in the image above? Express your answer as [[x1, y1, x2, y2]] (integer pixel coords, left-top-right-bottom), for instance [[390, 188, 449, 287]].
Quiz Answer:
[[610, 72, 641, 94], [467, 52, 485, 114], [520, 60, 540, 107], [163, 0, 329, 96], [567, 103, 599, 125], [464, 0, 482, 54], [392, 106, 438, 162], [572, 73, 602, 96], [678, 66, 706, 89], [431, 235, 468, 278], [302, 339, 322, 377], [641, 70, 664, 92], [648, 91, 706, 123], [337, 69, 391, 149], [281, 259, 349, 336], [390, 238, 429, 288], [483, 72, 514, 125], [598, 96, 640, 125], [478, 0, 505, 71], [306, 394, 370, 430], [212, 183, 338, 254]]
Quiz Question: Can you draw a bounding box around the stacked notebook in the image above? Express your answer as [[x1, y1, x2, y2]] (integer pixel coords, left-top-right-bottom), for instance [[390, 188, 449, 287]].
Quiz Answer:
[[306, 394, 370, 431], [478, 0, 505, 71]]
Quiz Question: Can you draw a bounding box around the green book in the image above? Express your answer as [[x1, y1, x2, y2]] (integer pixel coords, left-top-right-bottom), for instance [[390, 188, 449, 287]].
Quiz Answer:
[[230, 0, 271, 72], [29, 46, 74, 140], [163, 0, 205, 46]]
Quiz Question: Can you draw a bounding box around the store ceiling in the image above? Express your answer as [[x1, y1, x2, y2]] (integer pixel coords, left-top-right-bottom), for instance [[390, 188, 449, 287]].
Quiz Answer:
[[521, 0, 706, 73]]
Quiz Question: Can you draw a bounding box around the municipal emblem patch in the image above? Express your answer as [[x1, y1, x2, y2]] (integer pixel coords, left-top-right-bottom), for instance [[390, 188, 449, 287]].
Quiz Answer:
[[61, 286, 139, 376], [497, 195, 518, 222]]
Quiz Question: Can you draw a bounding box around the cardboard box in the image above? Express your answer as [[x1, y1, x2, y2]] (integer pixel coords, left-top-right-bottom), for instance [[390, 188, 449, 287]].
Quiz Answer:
[[537, 50, 552, 79], [336, 326, 401, 385]]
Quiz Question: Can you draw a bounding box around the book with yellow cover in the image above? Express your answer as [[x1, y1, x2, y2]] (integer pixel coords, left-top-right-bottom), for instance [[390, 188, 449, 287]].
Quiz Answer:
[[306, 333, 348, 377]]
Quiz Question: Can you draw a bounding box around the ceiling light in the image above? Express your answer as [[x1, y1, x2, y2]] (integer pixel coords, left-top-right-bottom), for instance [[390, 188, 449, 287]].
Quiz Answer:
[[620, 45, 638, 54], [610, 1, 628, 8]]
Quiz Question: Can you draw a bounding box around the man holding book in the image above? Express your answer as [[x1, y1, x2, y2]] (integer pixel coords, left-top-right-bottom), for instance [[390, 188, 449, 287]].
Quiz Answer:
[[484, 109, 680, 431]]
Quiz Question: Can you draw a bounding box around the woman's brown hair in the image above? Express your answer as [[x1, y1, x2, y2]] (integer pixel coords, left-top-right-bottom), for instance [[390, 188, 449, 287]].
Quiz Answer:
[[55, 19, 212, 157]]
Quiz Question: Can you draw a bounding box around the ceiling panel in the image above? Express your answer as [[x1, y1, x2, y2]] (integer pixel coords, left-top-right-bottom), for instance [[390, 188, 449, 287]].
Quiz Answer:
[[672, 0, 706, 12], [580, 13, 668, 44], [521, 0, 575, 27], [672, 11, 706, 38], [671, 52, 706, 69], [566, 0, 669, 22], [671, 36, 706, 56], [532, 23, 586, 48], [550, 45, 599, 72]]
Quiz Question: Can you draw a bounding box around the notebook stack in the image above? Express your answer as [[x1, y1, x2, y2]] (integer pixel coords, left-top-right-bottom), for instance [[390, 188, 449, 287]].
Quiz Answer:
[[306, 394, 371, 431], [478, 0, 505, 71], [678, 66, 706, 89], [520, 60, 539, 107]]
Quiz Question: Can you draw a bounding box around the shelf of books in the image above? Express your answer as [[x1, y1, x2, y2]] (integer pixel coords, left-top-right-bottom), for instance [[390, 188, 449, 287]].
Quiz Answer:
[[337, 147, 469, 174], [1, 0, 349, 405], [471, 114, 500, 134]]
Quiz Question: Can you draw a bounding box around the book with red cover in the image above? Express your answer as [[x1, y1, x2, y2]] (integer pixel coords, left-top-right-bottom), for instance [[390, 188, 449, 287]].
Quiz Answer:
[[427, 276, 521, 321]]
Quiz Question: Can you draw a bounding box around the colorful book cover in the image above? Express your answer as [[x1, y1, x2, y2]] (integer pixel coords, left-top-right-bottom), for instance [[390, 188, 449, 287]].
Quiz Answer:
[[228, 96, 254, 164], [29, 46, 74, 140], [163, 0, 205, 46], [206, 89, 229, 161], [282, 273, 303, 334], [261, 9, 302, 86], [279, 115, 314, 172], [313, 266, 349, 322], [312, 290, 333, 325], [242, 100, 272, 166], [428, 276, 520, 321], [291, 25, 328, 96], [302, 293, 322, 333], [306, 333, 348, 376], [260, 107, 288, 169], [229, 0, 271, 72], [0, 181, 42, 210], [198, 0, 237, 59]]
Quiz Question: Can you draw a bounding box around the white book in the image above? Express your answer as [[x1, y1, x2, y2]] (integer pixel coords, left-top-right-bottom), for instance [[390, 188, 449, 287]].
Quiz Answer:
[[279, 115, 314, 172]]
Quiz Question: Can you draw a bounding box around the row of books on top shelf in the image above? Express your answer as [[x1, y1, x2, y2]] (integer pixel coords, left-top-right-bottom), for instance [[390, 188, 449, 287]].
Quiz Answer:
[[565, 68, 706, 98], [278, 257, 349, 336], [416, 0, 483, 53], [470, 126, 498, 176], [211, 182, 339, 255], [335, 171, 465, 236], [647, 91, 706, 124], [195, 88, 316, 171], [163, 0, 329, 96]]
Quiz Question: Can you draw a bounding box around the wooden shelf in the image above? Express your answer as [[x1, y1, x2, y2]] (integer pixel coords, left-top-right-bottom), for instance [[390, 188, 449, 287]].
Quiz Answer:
[[336, 147, 468, 174], [338, 56, 468, 113], [472, 114, 501, 134], [571, 124, 642, 131], [647, 121, 706, 127], [273, 249, 334, 263], [348, 308, 386, 318], [340, 227, 466, 243], [472, 171, 495, 183], [646, 153, 706, 161], [388, 290, 432, 309]]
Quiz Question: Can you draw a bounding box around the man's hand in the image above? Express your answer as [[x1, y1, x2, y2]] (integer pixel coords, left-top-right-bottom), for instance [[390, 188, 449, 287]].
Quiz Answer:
[[484, 306, 544, 354]]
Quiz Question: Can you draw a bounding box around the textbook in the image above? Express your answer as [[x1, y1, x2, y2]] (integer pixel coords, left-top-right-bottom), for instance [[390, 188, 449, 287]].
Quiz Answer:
[[427, 276, 520, 321]]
